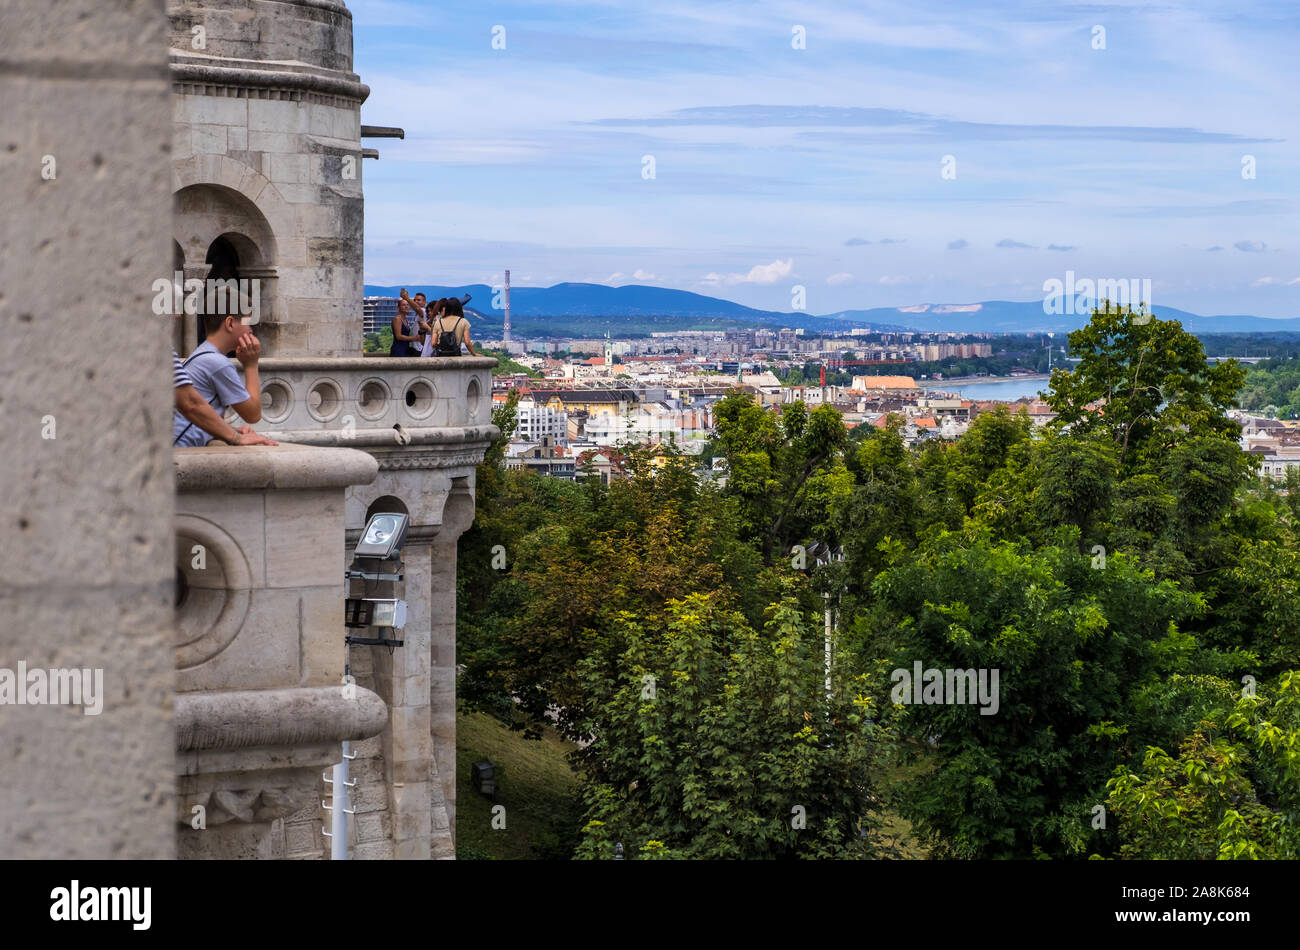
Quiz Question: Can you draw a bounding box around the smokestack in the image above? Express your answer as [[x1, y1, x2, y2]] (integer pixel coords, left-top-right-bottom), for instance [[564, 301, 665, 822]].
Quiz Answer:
[[503, 269, 512, 344]]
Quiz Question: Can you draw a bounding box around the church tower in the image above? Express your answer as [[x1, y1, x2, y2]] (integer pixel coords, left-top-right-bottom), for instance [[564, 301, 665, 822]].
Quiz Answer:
[[169, 0, 366, 357]]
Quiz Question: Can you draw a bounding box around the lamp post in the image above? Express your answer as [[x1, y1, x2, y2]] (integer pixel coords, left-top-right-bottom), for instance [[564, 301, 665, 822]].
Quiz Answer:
[[809, 542, 845, 702], [326, 512, 412, 858]]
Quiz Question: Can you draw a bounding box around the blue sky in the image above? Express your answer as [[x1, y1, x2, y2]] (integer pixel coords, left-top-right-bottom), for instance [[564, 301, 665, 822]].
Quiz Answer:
[[351, 0, 1299, 318]]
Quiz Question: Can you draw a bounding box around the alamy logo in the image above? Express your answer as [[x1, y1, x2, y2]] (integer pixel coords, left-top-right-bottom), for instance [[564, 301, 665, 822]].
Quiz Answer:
[[50, 881, 151, 930], [151, 271, 261, 324], [0, 662, 103, 715], [890, 661, 1000, 716], [1042, 270, 1151, 317]]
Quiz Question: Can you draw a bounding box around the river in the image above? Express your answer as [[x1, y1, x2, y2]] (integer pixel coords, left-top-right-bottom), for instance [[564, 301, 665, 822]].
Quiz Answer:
[[920, 376, 1052, 401]]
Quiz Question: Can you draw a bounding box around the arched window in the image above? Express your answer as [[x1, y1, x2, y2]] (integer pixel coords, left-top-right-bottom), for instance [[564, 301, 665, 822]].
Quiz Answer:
[[199, 236, 242, 347], [205, 235, 240, 280]]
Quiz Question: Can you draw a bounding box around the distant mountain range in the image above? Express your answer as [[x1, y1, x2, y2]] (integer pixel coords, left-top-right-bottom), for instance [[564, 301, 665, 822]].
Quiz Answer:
[[364, 283, 1300, 336]]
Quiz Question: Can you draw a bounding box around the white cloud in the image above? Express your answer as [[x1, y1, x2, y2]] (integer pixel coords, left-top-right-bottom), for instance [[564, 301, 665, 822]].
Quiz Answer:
[[607, 269, 656, 284], [878, 275, 909, 285], [702, 258, 794, 286], [827, 272, 854, 285]]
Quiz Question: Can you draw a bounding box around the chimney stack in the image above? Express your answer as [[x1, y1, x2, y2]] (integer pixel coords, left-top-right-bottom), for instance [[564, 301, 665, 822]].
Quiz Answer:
[[503, 269, 512, 345]]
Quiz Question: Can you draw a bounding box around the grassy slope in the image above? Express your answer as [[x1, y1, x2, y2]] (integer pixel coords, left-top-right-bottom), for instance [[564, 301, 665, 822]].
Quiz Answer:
[[454, 707, 930, 860], [455, 710, 583, 860]]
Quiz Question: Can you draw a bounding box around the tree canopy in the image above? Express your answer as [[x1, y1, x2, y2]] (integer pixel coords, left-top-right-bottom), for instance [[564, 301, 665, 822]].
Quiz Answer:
[[456, 307, 1296, 860]]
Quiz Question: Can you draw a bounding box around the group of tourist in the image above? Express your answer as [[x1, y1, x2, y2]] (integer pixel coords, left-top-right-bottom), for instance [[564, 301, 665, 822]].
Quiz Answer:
[[389, 288, 477, 358]]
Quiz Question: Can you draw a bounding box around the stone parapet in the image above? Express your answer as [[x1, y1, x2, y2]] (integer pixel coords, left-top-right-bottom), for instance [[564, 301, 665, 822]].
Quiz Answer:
[[170, 59, 370, 104], [173, 442, 385, 858], [165, 0, 494, 859], [175, 685, 387, 752], [254, 357, 498, 434], [168, 0, 358, 75], [174, 440, 378, 490]]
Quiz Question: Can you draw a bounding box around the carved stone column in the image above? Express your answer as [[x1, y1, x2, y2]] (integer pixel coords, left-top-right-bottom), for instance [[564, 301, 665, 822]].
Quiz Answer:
[[179, 262, 211, 356]]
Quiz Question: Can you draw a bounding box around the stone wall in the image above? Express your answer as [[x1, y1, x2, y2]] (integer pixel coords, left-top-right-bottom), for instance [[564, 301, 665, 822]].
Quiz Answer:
[[254, 357, 497, 858], [0, 0, 177, 858]]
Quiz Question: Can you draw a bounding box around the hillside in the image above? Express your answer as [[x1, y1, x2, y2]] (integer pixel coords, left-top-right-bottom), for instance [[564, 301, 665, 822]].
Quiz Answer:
[[364, 283, 1300, 337]]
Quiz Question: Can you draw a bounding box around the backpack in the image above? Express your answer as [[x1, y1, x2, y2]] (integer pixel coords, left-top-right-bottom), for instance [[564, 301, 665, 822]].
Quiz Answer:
[[435, 316, 464, 356]]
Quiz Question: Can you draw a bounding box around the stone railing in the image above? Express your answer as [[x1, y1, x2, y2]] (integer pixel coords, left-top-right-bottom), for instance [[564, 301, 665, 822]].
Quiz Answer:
[[173, 442, 388, 859], [254, 356, 497, 439]]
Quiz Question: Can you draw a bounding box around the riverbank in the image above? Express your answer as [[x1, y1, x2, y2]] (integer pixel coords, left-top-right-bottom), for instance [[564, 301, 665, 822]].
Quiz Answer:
[[920, 372, 1052, 386]]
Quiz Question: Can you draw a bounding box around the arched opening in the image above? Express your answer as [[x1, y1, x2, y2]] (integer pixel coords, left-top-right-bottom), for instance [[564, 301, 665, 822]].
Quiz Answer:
[[205, 235, 240, 280], [173, 183, 278, 351], [365, 495, 409, 523], [199, 236, 242, 348]]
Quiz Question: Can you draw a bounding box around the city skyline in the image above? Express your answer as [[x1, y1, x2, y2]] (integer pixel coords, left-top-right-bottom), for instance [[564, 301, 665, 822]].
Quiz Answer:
[[354, 0, 1299, 318]]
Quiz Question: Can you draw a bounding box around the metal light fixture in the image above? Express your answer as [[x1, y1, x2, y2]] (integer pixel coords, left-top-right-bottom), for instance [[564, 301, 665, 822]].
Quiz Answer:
[[370, 598, 406, 628], [344, 512, 410, 648], [354, 512, 409, 559], [344, 597, 407, 629]]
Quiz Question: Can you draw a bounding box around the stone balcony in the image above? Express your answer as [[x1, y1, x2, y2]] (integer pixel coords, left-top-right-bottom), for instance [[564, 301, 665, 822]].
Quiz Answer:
[[242, 355, 500, 858], [173, 442, 388, 859]]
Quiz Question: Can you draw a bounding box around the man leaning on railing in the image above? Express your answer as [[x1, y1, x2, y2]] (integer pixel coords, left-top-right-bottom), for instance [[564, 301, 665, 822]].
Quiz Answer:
[[173, 308, 276, 447]]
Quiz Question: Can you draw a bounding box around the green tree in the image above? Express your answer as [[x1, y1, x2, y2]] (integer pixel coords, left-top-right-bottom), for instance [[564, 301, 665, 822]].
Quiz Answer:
[[363, 327, 394, 353], [837, 416, 920, 588], [573, 593, 889, 859], [1030, 429, 1118, 546], [458, 432, 770, 740], [867, 529, 1204, 859], [1046, 306, 1245, 469], [946, 405, 1033, 515], [1106, 672, 1300, 859], [713, 392, 848, 561]]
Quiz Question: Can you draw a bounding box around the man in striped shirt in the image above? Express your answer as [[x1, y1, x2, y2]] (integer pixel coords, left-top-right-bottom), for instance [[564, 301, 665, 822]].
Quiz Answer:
[[173, 350, 276, 446]]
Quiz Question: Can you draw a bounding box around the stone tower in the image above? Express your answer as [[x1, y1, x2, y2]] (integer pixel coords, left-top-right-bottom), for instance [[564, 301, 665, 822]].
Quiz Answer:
[[167, 0, 498, 859], [169, 0, 365, 358]]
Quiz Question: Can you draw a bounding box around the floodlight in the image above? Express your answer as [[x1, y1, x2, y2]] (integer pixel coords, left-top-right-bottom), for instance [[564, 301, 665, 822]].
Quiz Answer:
[[355, 512, 408, 559], [344, 597, 407, 629]]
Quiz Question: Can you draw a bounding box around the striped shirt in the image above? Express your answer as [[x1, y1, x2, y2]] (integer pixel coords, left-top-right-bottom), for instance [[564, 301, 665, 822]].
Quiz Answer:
[[173, 351, 193, 389]]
